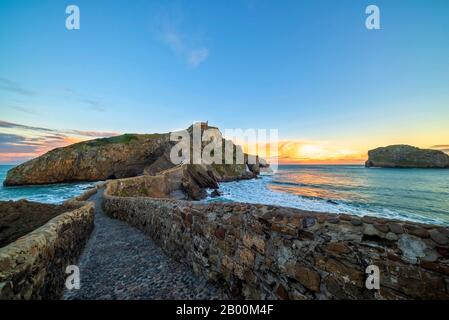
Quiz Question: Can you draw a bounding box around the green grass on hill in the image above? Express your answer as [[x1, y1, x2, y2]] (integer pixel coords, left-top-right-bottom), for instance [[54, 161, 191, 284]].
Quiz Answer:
[[67, 133, 141, 150], [86, 134, 139, 146]]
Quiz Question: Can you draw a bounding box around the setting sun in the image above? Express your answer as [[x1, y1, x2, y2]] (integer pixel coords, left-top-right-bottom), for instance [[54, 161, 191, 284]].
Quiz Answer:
[[298, 144, 325, 158]]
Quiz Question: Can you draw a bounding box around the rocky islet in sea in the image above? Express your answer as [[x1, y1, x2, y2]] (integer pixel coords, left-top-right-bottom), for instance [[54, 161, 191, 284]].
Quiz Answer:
[[366, 145, 449, 168]]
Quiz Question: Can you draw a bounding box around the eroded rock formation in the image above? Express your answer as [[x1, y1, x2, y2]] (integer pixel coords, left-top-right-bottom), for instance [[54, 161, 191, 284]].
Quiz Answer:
[[107, 163, 257, 201], [4, 124, 266, 189], [366, 145, 449, 168], [4, 133, 171, 186]]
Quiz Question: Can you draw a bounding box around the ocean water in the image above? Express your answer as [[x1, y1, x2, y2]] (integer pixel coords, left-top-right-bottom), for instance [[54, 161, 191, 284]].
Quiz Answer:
[[1, 164, 449, 226], [207, 165, 449, 226], [0, 165, 96, 204]]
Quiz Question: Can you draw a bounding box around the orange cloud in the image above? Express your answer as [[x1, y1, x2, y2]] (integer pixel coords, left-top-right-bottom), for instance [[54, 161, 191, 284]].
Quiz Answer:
[[0, 120, 119, 164], [32, 136, 87, 156], [0, 153, 38, 163]]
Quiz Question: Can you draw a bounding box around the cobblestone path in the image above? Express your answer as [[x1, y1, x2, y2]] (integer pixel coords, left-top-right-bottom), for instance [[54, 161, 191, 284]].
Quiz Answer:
[[64, 190, 227, 300]]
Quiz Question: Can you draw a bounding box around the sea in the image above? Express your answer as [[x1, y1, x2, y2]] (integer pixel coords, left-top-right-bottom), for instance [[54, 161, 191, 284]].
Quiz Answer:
[[1, 164, 448, 226], [0, 165, 96, 204], [206, 165, 449, 226]]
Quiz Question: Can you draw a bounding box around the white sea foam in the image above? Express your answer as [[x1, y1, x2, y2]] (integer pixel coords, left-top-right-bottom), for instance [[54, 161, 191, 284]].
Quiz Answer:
[[205, 175, 448, 226], [0, 181, 97, 204]]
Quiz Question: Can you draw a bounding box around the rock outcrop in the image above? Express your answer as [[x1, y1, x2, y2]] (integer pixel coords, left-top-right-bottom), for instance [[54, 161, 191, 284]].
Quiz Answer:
[[107, 162, 257, 201], [4, 123, 266, 187], [4, 133, 171, 186], [366, 145, 449, 168]]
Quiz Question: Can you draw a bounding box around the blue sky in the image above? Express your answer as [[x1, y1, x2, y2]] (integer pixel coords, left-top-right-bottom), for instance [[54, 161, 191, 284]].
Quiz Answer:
[[1, 0, 448, 163]]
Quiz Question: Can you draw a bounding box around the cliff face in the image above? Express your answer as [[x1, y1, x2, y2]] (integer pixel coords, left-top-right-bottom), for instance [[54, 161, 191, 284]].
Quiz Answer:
[[4, 133, 172, 186], [366, 145, 449, 168], [4, 124, 263, 187]]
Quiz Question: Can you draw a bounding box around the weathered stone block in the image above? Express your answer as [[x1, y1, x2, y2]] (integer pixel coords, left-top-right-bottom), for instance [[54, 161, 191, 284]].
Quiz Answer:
[[238, 248, 255, 267], [275, 283, 289, 300], [242, 233, 265, 254], [214, 226, 226, 240], [294, 264, 320, 292], [326, 242, 351, 254], [429, 229, 449, 245], [404, 225, 429, 238]]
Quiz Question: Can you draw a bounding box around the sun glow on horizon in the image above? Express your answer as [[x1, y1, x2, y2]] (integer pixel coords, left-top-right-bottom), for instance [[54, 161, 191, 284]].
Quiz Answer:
[[237, 139, 367, 165], [1, 119, 448, 165]]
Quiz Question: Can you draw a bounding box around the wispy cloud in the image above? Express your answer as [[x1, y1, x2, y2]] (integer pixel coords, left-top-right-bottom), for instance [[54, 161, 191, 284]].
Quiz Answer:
[[0, 133, 41, 153], [0, 78, 36, 96], [0, 120, 118, 138], [187, 48, 209, 67], [155, 9, 210, 68], [8, 105, 40, 115], [69, 129, 120, 138], [0, 120, 54, 133], [79, 98, 105, 112], [0, 120, 119, 164], [61, 87, 106, 112]]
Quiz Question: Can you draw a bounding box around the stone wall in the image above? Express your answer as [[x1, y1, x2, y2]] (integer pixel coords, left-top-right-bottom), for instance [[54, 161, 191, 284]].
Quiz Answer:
[[104, 185, 449, 300], [70, 187, 99, 202], [0, 200, 94, 299]]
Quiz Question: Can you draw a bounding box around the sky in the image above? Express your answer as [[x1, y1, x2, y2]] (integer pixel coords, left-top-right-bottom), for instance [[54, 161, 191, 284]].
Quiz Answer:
[[1, 0, 448, 164]]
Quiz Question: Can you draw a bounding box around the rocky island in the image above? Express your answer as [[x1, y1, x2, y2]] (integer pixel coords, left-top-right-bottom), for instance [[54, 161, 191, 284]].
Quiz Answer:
[[3, 123, 266, 200], [365, 145, 449, 168]]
